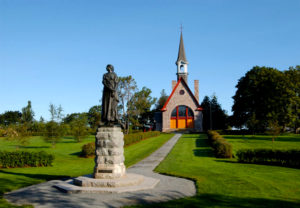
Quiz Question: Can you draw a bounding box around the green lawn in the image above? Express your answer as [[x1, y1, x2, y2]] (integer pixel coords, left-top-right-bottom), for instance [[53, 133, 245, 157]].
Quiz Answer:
[[131, 134, 300, 208], [223, 134, 300, 155], [0, 133, 174, 208]]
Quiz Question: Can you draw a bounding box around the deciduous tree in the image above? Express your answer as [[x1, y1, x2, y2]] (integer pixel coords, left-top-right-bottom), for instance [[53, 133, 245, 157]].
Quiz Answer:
[[232, 66, 299, 132], [127, 87, 157, 128], [117, 76, 137, 133]]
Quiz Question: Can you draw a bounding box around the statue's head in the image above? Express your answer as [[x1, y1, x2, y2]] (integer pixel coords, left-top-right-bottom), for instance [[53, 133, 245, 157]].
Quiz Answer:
[[106, 64, 114, 72]]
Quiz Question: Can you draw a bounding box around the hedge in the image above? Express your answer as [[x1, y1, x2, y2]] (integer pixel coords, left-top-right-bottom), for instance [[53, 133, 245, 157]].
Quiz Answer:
[[0, 151, 55, 168], [236, 149, 300, 168], [124, 131, 160, 146], [81, 131, 161, 157], [207, 130, 233, 158]]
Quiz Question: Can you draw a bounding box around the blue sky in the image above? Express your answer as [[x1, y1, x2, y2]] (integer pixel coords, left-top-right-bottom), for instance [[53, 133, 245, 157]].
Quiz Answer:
[[1, 0, 299, 120]]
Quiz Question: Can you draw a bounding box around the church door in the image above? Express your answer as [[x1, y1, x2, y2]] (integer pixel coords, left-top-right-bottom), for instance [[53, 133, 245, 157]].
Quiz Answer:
[[170, 105, 194, 129]]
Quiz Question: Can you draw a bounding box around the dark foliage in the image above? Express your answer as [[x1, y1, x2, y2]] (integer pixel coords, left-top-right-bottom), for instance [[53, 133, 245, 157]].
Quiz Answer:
[[232, 66, 300, 132], [0, 151, 54, 168], [81, 142, 95, 157], [0, 111, 22, 126], [201, 95, 228, 131], [236, 149, 300, 168]]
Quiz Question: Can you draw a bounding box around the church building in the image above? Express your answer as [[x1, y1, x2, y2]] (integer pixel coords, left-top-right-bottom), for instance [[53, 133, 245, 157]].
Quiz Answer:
[[155, 32, 203, 132]]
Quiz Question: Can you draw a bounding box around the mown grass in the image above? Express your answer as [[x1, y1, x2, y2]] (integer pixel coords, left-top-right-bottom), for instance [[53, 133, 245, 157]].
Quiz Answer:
[[223, 134, 300, 154], [0, 133, 174, 208], [129, 134, 300, 208]]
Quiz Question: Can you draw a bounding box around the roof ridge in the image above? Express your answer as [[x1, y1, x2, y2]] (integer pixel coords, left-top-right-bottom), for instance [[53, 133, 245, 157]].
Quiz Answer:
[[161, 78, 202, 111]]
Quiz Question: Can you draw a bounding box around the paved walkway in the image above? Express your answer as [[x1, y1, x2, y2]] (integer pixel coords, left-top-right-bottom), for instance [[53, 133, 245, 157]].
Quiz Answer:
[[5, 134, 196, 208]]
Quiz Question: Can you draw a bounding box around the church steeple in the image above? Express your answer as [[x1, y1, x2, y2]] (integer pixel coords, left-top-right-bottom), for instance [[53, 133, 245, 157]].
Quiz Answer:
[[176, 30, 189, 83]]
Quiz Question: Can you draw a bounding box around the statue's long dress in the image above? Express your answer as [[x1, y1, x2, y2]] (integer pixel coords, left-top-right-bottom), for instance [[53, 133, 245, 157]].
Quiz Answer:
[[101, 72, 118, 123]]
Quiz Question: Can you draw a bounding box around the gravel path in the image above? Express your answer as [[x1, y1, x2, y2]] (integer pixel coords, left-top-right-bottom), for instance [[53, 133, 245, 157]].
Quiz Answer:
[[5, 133, 196, 208]]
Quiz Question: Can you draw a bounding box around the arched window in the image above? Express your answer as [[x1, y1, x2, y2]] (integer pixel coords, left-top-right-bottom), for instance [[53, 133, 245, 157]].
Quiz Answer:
[[170, 105, 194, 128]]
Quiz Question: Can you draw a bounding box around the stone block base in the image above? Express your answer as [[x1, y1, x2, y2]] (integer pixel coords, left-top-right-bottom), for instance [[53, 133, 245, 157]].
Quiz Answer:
[[54, 173, 159, 194], [93, 163, 126, 179], [73, 173, 144, 187]]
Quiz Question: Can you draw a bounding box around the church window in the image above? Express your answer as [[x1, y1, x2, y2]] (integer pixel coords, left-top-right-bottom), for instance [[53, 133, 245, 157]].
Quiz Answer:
[[179, 90, 185, 95], [170, 105, 194, 129]]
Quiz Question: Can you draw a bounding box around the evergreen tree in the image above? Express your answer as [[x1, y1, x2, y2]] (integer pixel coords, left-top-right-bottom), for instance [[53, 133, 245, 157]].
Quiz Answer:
[[201, 95, 228, 131], [21, 101, 34, 123], [155, 89, 168, 110]]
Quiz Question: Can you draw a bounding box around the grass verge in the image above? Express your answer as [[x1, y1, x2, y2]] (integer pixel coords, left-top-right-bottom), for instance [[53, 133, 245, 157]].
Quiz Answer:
[[128, 134, 300, 208]]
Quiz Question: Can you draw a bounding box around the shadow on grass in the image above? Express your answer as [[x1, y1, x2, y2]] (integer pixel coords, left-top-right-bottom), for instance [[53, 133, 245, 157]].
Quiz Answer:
[[0, 170, 70, 181], [193, 137, 214, 157], [20, 146, 50, 149], [69, 151, 82, 156], [214, 160, 238, 164], [127, 193, 300, 208]]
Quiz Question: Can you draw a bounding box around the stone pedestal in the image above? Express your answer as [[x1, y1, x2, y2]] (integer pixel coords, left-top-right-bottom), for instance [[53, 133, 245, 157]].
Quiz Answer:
[[93, 126, 126, 179], [54, 125, 160, 193]]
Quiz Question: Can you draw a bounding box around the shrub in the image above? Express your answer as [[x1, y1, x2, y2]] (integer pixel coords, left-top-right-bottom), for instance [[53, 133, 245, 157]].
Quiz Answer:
[[81, 142, 95, 157], [207, 130, 233, 158], [236, 149, 300, 168], [0, 151, 54, 168], [213, 140, 233, 158], [0, 127, 6, 137]]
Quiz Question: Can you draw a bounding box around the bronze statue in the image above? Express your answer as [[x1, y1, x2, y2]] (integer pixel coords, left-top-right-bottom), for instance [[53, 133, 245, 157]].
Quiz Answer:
[[101, 64, 119, 126]]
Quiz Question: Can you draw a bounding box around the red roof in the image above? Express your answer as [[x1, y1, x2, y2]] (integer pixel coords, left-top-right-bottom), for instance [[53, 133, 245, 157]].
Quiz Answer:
[[161, 77, 203, 111]]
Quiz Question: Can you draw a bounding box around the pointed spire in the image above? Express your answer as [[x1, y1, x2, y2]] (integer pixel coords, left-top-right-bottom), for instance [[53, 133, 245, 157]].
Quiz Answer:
[[176, 32, 188, 64]]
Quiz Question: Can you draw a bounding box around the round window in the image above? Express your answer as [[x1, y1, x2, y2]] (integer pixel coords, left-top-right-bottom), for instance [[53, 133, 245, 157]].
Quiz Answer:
[[179, 90, 185, 95]]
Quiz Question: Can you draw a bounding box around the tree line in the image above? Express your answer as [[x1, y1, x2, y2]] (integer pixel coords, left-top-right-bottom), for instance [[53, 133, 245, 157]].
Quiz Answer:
[[200, 65, 300, 134], [1, 65, 299, 144]]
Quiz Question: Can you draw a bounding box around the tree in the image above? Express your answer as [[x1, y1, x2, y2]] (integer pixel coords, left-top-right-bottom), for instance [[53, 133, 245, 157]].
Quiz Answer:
[[70, 114, 88, 142], [201, 95, 228, 131], [44, 103, 65, 147], [0, 111, 22, 126], [246, 113, 260, 135], [21, 101, 34, 123], [266, 120, 281, 148], [44, 121, 64, 148], [127, 87, 157, 128], [87, 105, 101, 130], [49, 103, 64, 122], [155, 89, 168, 110], [232, 66, 298, 132], [284, 66, 300, 132], [117, 76, 137, 133], [5, 124, 31, 149], [63, 113, 86, 124]]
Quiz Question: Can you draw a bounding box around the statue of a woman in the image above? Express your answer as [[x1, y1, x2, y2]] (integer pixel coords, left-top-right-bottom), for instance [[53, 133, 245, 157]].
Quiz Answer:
[[101, 64, 119, 126]]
